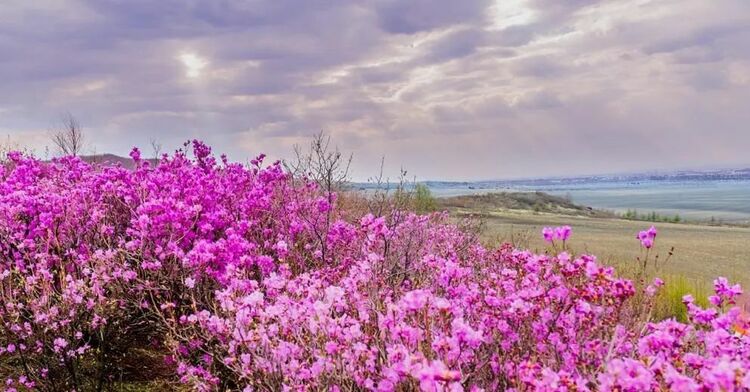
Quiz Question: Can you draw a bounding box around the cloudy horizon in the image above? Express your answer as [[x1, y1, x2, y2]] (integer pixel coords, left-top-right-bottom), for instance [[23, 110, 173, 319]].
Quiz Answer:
[[1, 0, 749, 181]]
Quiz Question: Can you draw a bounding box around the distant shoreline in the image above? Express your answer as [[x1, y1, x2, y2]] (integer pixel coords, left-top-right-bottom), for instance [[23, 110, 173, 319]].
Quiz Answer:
[[435, 188, 750, 228]]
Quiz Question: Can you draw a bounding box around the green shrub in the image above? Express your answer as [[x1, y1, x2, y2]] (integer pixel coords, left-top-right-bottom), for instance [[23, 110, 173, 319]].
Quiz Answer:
[[413, 183, 437, 214]]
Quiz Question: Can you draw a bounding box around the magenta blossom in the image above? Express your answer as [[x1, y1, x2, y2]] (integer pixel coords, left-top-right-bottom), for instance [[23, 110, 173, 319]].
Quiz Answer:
[[542, 227, 555, 242], [637, 226, 658, 248], [555, 225, 572, 241], [542, 225, 572, 243]]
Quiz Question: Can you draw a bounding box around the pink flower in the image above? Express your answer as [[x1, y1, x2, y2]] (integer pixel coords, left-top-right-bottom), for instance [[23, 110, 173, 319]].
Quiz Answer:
[[414, 360, 461, 392], [542, 227, 555, 242], [543, 226, 572, 242], [637, 226, 658, 248], [599, 358, 653, 391], [664, 366, 699, 392], [317, 198, 331, 213], [274, 240, 289, 258], [555, 225, 572, 241], [712, 277, 743, 305], [129, 147, 141, 162], [701, 357, 742, 391], [53, 338, 68, 354], [401, 289, 431, 311]]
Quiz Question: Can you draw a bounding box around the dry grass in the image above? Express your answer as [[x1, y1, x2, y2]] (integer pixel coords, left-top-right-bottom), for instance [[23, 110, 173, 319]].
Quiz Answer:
[[448, 207, 750, 290], [445, 204, 750, 319]]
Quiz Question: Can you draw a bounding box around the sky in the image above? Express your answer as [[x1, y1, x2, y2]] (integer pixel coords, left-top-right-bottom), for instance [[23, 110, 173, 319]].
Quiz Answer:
[[1, 0, 749, 181]]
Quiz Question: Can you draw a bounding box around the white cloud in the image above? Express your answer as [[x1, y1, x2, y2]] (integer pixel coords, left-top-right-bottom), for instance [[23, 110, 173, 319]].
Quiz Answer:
[[178, 52, 209, 79]]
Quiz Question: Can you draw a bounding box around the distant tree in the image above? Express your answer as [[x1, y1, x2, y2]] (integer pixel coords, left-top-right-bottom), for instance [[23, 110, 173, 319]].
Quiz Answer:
[[51, 113, 85, 156], [150, 138, 163, 163], [413, 183, 437, 214]]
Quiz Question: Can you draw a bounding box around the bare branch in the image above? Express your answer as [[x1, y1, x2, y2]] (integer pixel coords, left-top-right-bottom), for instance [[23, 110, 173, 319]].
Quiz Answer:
[[150, 138, 163, 163], [51, 113, 85, 156], [0, 135, 20, 163], [284, 131, 352, 194]]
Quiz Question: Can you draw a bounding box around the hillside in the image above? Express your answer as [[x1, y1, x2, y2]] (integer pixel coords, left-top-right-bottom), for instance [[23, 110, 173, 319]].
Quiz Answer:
[[438, 191, 615, 218]]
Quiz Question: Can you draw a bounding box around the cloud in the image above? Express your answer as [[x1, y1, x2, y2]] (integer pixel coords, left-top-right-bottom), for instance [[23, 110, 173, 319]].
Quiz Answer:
[[421, 28, 486, 64], [374, 0, 492, 34], [0, 0, 748, 180]]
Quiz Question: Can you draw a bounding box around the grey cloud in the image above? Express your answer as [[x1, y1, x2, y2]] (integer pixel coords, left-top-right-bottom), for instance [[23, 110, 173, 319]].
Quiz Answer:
[[489, 25, 538, 47], [350, 64, 406, 85], [511, 55, 568, 78], [526, 0, 601, 16], [422, 28, 486, 64], [0, 0, 749, 180], [516, 91, 562, 110], [670, 46, 724, 64], [687, 68, 730, 91], [643, 24, 748, 56], [374, 0, 492, 34], [80, 0, 356, 39]]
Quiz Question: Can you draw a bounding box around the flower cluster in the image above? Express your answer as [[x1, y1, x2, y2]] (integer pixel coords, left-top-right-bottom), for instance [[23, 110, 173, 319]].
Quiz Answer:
[[1, 142, 748, 391], [542, 225, 572, 243], [637, 225, 658, 249]]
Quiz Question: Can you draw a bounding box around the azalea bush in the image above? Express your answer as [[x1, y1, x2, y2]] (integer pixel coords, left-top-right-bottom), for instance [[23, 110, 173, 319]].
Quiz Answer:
[[1, 142, 748, 391]]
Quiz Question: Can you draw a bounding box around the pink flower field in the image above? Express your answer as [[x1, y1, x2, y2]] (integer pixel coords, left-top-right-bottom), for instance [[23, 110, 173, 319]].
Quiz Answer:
[[1, 142, 748, 391]]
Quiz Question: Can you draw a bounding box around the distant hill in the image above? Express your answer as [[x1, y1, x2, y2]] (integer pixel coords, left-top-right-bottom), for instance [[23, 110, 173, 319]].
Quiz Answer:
[[76, 154, 157, 169], [438, 191, 616, 218], [79, 154, 134, 167]]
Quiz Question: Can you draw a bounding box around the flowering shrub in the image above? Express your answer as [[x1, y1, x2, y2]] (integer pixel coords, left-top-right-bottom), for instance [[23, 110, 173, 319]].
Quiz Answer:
[[1, 142, 748, 391]]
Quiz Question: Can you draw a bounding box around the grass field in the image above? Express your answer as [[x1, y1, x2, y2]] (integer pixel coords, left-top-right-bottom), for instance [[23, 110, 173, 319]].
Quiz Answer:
[[447, 206, 750, 289]]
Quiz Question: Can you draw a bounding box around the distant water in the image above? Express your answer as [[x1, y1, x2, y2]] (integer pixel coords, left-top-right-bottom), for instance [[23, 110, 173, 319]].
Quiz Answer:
[[427, 180, 750, 223]]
